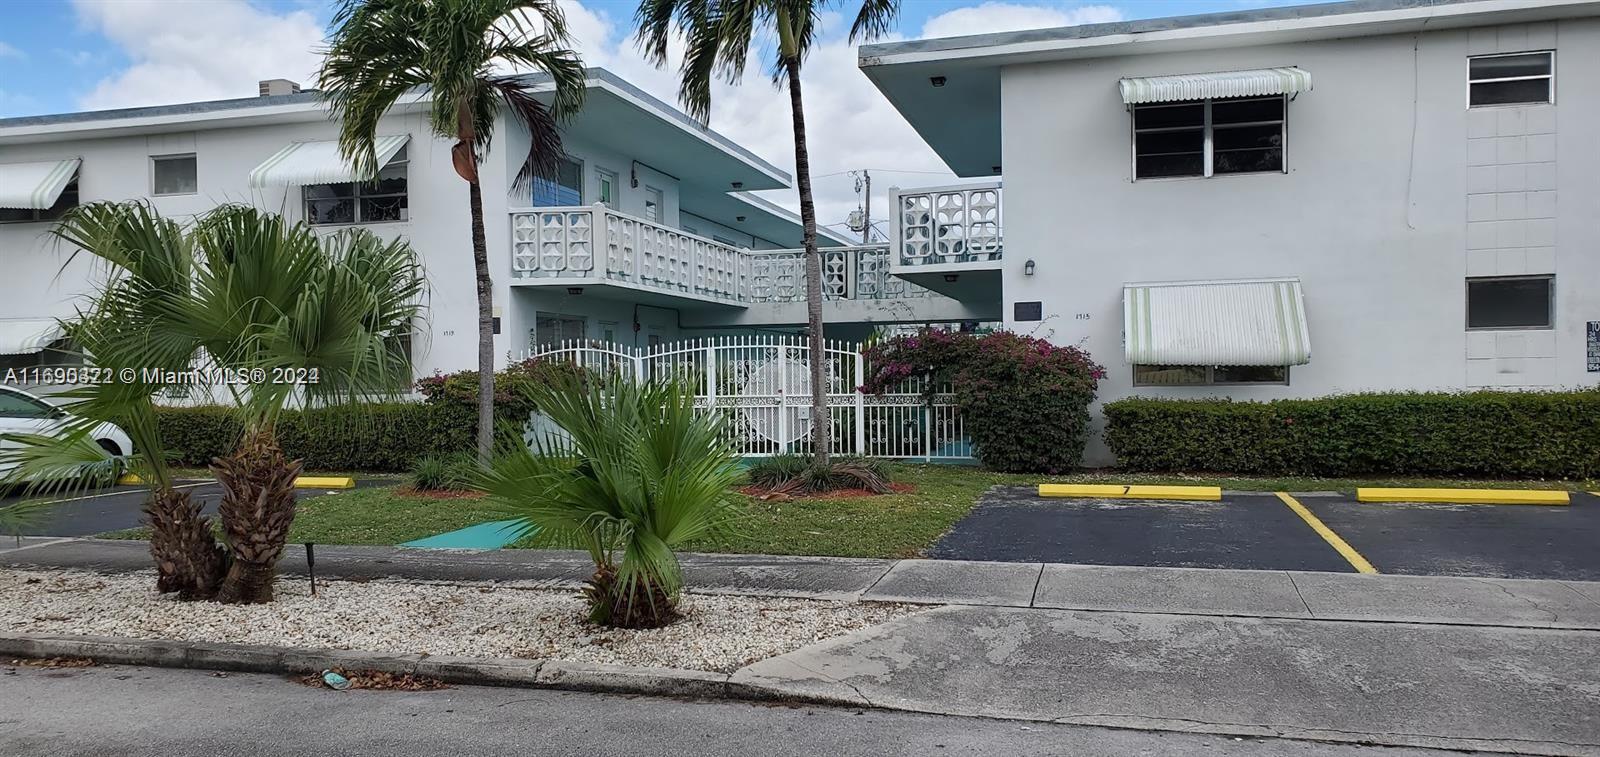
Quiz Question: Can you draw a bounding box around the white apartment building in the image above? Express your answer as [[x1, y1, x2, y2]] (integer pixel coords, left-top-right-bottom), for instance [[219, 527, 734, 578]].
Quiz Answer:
[[0, 68, 993, 390], [862, 0, 1600, 462]]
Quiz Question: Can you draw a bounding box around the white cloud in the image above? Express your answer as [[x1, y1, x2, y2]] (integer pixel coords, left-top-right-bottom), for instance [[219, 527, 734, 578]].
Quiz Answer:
[[71, 0, 323, 110], [919, 3, 1124, 40], [0, 41, 25, 59]]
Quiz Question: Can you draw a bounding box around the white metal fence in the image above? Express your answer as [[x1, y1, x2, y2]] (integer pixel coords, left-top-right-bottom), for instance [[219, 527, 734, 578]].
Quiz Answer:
[[518, 336, 972, 460]]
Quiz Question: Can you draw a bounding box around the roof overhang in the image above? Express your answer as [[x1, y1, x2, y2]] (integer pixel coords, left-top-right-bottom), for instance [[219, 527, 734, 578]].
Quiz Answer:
[[0, 159, 81, 210], [679, 188, 855, 248], [1124, 278, 1310, 366], [860, 0, 1600, 177]]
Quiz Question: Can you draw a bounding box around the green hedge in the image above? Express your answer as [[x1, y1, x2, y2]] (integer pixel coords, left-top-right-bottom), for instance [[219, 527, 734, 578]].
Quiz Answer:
[[1102, 391, 1600, 479], [156, 402, 473, 472]]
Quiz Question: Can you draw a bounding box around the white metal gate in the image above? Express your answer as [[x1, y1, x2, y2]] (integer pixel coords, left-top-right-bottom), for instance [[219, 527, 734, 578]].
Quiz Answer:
[[518, 336, 972, 460]]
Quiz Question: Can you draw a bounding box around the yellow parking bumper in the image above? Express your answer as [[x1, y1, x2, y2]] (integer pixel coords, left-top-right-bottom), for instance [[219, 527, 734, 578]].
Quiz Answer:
[[294, 476, 355, 490], [1038, 484, 1222, 501], [1356, 487, 1569, 506]]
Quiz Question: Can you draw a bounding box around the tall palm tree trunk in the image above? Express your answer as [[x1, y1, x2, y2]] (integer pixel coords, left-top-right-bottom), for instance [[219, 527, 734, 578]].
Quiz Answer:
[[143, 487, 225, 600], [213, 430, 303, 604], [469, 178, 495, 462], [786, 58, 830, 466]]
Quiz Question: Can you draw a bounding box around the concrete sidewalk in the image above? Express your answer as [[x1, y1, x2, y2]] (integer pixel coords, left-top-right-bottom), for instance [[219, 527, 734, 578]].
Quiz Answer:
[[7, 538, 1600, 630], [6, 540, 1600, 754]]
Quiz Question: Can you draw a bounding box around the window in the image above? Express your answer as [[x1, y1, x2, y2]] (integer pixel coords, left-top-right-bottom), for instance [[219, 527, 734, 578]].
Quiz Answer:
[[599, 321, 618, 343], [0, 387, 59, 419], [304, 146, 408, 225], [644, 186, 664, 223], [0, 178, 78, 224], [532, 157, 583, 206], [534, 312, 586, 347], [151, 154, 197, 196], [1133, 364, 1289, 386], [1133, 96, 1285, 179], [597, 168, 619, 208], [1469, 52, 1554, 107], [1467, 275, 1553, 329]]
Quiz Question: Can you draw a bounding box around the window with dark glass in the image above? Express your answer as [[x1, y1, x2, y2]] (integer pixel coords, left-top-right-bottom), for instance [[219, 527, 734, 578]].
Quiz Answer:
[[1469, 52, 1553, 107], [531, 157, 583, 206], [1466, 276, 1553, 329], [1133, 96, 1285, 180], [1132, 364, 1289, 386], [0, 179, 79, 224], [534, 312, 586, 347], [303, 146, 408, 225], [152, 154, 197, 196]]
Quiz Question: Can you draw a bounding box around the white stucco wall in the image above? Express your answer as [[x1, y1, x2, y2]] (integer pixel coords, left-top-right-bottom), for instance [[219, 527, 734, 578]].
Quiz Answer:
[[996, 19, 1600, 462]]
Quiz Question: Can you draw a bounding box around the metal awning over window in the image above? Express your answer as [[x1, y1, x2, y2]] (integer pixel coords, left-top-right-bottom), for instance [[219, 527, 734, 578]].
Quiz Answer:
[[0, 319, 65, 356], [1119, 67, 1312, 105], [1124, 278, 1310, 366], [0, 159, 81, 210], [248, 135, 409, 188]]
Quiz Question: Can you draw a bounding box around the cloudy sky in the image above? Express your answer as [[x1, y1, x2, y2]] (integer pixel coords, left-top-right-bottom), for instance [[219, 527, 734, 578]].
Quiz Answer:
[[0, 0, 1313, 236]]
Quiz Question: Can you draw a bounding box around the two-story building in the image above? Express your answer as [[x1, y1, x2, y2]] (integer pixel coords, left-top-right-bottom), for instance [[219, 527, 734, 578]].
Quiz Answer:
[[0, 68, 993, 390], [863, 0, 1600, 462]]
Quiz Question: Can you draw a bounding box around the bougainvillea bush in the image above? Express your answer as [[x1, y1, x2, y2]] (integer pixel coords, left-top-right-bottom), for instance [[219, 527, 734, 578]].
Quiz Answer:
[[861, 329, 1105, 473]]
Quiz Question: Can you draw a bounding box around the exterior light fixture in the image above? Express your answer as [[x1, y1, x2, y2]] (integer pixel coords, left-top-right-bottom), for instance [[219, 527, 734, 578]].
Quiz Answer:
[[567, 287, 584, 296], [1024, 259, 1036, 276], [943, 274, 959, 283], [930, 76, 947, 87], [736, 215, 747, 222], [731, 182, 743, 189]]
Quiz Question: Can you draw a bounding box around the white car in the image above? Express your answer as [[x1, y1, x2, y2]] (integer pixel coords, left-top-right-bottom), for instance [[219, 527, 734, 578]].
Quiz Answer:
[[0, 384, 134, 480]]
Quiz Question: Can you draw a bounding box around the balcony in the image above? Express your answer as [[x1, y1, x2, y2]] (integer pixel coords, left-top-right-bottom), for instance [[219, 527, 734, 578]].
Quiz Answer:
[[508, 205, 993, 324], [889, 181, 1003, 301]]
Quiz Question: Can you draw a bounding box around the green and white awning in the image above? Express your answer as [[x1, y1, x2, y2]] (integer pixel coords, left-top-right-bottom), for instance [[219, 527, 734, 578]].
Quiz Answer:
[[1124, 278, 1310, 366], [0, 318, 65, 356], [1119, 67, 1312, 105], [248, 135, 409, 187], [0, 159, 81, 210]]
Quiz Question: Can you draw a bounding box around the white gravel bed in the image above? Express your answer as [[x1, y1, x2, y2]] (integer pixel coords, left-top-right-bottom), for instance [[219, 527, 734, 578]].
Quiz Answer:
[[0, 568, 917, 673]]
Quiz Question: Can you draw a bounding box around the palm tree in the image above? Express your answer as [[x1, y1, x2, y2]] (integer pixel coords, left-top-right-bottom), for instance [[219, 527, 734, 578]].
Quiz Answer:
[[478, 371, 743, 628], [636, 0, 901, 466], [321, 0, 587, 462], [3, 202, 425, 603]]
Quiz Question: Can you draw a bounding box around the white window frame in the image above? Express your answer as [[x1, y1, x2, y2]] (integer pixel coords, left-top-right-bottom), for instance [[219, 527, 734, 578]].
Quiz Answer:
[[150, 153, 198, 197], [302, 146, 409, 226], [644, 185, 664, 223], [1131, 364, 1291, 387], [597, 167, 619, 209], [1465, 274, 1555, 331], [1130, 95, 1288, 181], [1467, 50, 1555, 108]]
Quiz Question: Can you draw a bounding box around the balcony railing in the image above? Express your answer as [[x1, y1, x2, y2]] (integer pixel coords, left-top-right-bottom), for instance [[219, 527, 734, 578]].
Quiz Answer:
[[890, 181, 1003, 267], [509, 204, 939, 305]]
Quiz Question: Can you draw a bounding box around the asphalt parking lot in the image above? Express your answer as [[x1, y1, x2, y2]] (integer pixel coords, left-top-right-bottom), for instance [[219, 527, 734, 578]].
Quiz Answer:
[[931, 487, 1600, 581], [0, 479, 384, 538]]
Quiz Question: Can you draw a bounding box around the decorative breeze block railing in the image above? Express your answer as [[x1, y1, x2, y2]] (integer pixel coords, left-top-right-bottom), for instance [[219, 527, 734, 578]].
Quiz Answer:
[[894, 182, 1003, 266]]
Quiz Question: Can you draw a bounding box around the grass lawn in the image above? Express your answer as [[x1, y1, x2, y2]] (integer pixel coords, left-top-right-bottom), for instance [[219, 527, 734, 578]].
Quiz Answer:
[[99, 464, 1597, 558]]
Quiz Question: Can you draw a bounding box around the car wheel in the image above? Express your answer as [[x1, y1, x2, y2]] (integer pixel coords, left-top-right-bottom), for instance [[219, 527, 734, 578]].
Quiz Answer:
[[97, 439, 124, 457]]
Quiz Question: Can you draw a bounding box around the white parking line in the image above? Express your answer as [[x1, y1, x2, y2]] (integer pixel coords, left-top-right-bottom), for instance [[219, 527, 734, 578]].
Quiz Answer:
[[29, 481, 215, 506]]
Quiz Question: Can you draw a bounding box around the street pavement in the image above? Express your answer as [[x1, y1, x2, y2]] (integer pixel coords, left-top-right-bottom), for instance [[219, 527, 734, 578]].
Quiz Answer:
[[0, 664, 1464, 757]]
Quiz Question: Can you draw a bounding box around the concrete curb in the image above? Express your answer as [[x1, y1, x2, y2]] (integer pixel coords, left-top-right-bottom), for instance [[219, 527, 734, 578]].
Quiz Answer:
[[0, 633, 862, 708]]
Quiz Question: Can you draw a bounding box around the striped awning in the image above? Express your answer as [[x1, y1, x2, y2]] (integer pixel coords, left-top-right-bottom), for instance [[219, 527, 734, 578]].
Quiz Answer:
[[1124, 278, 1310, 366], [248, 135, 409, 187], [1119, 67, 1312, 105], [0, 159, 81, 210], [0, 319, 65, 356]]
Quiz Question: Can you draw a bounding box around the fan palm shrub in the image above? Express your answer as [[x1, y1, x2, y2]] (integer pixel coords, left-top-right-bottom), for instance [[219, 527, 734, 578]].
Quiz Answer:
[[1, 202, 424, 603], [478, 372, 743, 628], [636, 0, 903, 466], [321, 0, 586, 462]]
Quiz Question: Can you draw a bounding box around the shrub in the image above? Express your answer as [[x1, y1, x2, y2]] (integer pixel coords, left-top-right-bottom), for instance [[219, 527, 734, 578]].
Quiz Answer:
[[747, 454, 892, 494], [409, 453, 479, 491], [1102, 391, 1600, 479], [414, 357, 587, 429], [155, 402, 471, 473], [861, 329, 1105, 474]]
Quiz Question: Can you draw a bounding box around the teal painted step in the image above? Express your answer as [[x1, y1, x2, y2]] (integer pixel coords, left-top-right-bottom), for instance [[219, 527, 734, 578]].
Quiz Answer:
[[401, 519, 526, 551]]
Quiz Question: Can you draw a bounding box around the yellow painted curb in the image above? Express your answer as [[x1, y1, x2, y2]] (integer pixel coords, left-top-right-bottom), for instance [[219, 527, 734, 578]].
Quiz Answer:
[[1356, 487, 1569, 506], [1276, 493, 1378, 574], [115, 473, 145, 486], [294, 476, 355, 490], [1038, 484, 1222, 501]]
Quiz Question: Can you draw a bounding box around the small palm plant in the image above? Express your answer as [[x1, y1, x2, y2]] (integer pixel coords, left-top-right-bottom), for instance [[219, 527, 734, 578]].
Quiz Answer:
[[478, 372, 743, 628]]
